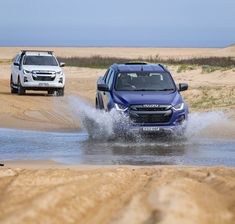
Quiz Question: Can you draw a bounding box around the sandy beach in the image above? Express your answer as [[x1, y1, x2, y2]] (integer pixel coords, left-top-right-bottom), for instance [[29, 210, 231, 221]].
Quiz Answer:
[[1, 162, 235, 224], [0, 47, 235, 223]]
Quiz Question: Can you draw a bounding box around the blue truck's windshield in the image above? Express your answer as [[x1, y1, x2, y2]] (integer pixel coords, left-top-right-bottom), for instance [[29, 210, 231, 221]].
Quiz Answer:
[[115, 72, 176, 91]]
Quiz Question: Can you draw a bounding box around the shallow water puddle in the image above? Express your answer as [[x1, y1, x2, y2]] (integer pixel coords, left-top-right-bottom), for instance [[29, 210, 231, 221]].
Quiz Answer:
[[0, 128, 235, 166], [1, 97, 235, 166]]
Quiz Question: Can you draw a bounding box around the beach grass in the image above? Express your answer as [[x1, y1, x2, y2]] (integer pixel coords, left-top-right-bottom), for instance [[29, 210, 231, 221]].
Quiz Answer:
[[58, 55, 235, 71]]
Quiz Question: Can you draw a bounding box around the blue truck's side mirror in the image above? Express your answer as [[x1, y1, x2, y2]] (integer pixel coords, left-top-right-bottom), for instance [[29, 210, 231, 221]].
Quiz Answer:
[[179, 83, 188, 91], [98, 83, 110, 92]]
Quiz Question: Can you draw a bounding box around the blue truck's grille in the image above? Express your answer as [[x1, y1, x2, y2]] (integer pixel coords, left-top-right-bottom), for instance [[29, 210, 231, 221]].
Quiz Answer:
[[130, 113, 172, 124], [130, 104, 171, 111], [129, 104, 172, 124]]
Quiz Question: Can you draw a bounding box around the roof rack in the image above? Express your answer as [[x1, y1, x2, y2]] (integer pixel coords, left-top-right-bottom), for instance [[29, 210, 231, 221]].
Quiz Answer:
[[21, 50, 53, 55], [158, 63, 167, 71], [124, 62, 147, 65]]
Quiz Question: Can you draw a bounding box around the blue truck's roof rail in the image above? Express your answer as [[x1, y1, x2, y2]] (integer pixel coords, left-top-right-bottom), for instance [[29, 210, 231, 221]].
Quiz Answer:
[[158, 63, 169, 72], [124, 62, 147, 65]]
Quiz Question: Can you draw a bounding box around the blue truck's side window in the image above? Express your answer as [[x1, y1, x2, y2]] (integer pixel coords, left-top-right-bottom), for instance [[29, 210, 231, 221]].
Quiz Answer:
[[107, 70, 114, 89], [104, 69, 110, 83]]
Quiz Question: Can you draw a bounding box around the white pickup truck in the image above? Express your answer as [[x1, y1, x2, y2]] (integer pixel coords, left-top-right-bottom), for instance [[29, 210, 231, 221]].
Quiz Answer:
[[10, 50, 65, 96]]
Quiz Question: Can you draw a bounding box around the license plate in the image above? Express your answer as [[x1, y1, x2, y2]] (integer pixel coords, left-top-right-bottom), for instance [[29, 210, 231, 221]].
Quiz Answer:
[[39, 83, 49, 86], [142, 127, 160, 132]]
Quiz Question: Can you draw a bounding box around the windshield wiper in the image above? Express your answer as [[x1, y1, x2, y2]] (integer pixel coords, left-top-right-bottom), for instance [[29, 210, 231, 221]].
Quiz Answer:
[[157, 88, 175, 91], [134, 89, 158, 91], [134, 88, 175, 91]]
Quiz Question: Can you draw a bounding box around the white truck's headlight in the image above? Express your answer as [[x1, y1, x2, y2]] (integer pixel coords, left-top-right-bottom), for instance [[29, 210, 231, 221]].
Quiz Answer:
[[173, 103, 184, 111], [55, 71, 62, 75], [114, 103, 128, 111], [23, 69, 31, 74]]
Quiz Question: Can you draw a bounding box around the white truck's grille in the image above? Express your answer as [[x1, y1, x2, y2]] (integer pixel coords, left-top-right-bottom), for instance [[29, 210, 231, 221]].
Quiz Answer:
[[32, 70, 56, 81]]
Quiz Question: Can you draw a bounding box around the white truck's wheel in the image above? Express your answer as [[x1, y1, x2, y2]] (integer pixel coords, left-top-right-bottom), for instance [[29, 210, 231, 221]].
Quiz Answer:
[[17, 78, 26, 95], [10, 75, 18, 94], [56, 88, 64, 96]]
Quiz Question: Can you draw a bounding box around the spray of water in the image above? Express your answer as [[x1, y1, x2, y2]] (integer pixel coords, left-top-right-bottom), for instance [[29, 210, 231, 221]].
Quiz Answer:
[[68, 96, 228, 140], [68, 96, 130, 140], [185, 111, 226, 138]]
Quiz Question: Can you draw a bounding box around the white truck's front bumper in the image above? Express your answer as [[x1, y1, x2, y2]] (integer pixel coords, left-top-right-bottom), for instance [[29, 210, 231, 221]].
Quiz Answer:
[[22, 82, 64, 89], [21, 73, 65, 89]]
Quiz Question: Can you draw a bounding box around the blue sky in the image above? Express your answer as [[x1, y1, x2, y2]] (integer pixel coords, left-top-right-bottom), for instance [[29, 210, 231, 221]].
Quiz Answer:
[[0, 0, 235, 47]]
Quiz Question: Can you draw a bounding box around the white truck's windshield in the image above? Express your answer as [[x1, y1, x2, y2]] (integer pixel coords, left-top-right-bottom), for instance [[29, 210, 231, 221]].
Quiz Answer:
[[23, 56, 58, 66], [115, 72, 176, 91]]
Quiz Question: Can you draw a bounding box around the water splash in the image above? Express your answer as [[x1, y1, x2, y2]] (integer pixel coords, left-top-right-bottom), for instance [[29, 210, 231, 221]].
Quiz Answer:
[[68, 96, 228, 140], [185, 111, 226, 138], [68, 96, 129, 139]]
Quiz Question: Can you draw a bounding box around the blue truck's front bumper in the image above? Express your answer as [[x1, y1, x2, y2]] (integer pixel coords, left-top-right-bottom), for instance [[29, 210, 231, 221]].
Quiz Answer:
[[130, 125, 179, 133], [113, 109, 188, 135]]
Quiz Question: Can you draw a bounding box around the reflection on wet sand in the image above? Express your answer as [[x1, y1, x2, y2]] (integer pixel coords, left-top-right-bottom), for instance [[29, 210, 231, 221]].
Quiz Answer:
[[80, 138, 187, 165], [0, 128, 235, 166]]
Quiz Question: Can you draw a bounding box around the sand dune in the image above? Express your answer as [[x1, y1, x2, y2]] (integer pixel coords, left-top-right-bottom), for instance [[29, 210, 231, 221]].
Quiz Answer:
[[0, 165, 235, 224], [0, 46, 235, 60]]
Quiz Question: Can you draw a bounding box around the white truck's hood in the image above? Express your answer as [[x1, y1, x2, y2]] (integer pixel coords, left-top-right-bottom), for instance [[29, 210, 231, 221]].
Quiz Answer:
[[23, 65, 62, 72]]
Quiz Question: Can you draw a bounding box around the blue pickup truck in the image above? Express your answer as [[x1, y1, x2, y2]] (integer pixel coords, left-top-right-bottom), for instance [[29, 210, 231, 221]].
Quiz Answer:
[[96, 63, 189, 134]]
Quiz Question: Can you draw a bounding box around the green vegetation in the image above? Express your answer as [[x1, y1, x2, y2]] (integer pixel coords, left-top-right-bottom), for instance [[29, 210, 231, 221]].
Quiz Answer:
[[58, 55, 129, 69], [184, 86, 235, 110], [0, 59, 11, 64], [177, 64, 197, 73], [58, 55, 235, 72], [201, 65, 221, 73]]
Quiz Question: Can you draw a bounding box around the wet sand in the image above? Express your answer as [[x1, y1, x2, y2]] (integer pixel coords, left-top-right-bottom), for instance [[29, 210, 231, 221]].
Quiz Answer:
[[0, 47, 235, 223]]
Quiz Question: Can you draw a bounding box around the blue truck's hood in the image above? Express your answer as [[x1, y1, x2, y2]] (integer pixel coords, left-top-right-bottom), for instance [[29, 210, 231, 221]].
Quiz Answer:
[[113, 91, 181, 106]]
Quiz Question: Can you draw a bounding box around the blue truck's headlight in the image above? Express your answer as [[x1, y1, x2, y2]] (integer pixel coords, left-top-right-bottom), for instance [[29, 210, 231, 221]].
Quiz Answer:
[[114, 103, 128, 112], [173, 103, 184, 111]]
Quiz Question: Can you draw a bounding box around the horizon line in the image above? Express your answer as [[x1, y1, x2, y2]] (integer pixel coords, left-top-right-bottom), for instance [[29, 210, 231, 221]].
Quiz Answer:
[[0, 44, 231, 49]]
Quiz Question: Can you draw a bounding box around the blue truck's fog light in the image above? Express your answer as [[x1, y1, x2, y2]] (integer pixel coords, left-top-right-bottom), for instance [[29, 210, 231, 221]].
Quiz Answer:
[[175, 115, 185, 125]]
